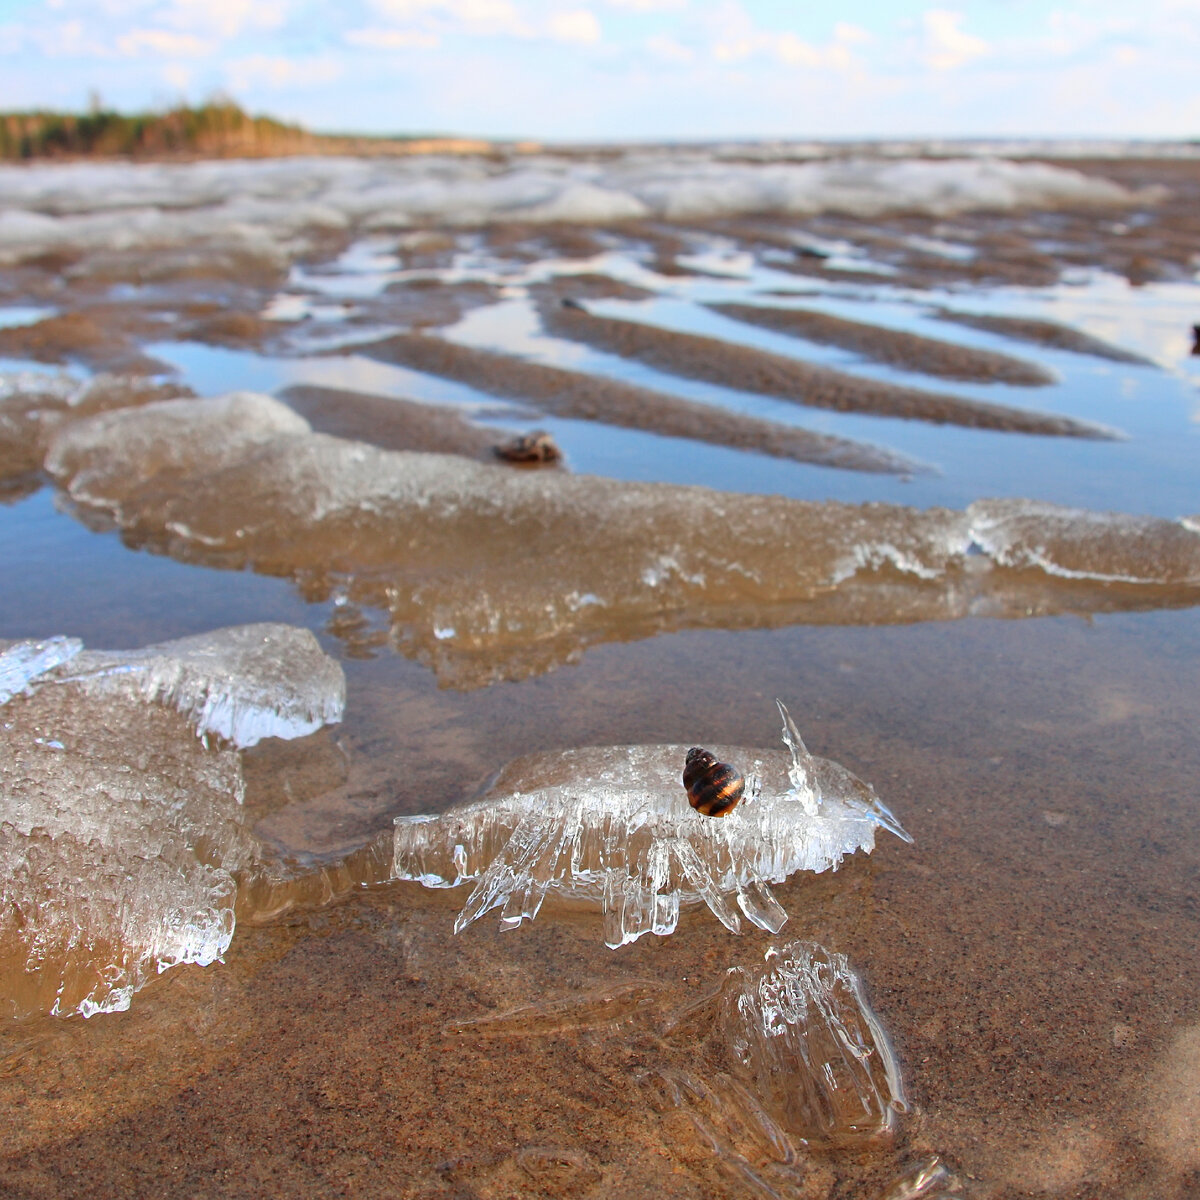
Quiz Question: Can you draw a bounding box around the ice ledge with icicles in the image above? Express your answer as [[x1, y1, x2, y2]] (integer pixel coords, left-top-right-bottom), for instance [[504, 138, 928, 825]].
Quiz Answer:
[[392, 702, 911, 948]]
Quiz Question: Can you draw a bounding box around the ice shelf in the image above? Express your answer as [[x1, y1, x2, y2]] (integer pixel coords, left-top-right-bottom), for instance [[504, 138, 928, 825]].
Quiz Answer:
[[0, 624, 346, 1019], [41, 391, 1200, 688], [392, 702, 911, 947]]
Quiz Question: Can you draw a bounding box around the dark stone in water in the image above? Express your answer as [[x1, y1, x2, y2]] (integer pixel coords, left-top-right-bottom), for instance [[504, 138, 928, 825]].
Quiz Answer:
[[494, 430, 563, 465]]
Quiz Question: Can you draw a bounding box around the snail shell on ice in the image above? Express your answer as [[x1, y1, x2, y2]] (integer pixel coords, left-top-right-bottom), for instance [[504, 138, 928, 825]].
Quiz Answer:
[[683, 747, 745, 818]]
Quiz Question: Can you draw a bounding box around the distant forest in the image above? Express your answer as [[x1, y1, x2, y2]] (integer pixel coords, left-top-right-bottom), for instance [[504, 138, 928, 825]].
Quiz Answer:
[[0, 100, 321, 160]]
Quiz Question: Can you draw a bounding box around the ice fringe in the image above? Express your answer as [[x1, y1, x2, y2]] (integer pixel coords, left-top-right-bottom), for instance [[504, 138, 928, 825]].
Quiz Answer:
[[391, 701, 911, 948]]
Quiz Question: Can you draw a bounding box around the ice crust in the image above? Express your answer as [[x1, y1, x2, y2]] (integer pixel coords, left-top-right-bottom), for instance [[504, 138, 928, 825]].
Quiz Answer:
[[42, 391, 1200, 687], [0, 624, 346, 1018], [1, 370, 192, 490], [0, 152, 1150, 265], [392, 703, 911, 947], [0, 636, 82, 705], [69, 625, 347, 748]]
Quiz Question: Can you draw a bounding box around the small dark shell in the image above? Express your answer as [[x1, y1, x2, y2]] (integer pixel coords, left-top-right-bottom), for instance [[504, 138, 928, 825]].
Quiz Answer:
[[493, 430, 563, 465], [683, 747, 745, 818]]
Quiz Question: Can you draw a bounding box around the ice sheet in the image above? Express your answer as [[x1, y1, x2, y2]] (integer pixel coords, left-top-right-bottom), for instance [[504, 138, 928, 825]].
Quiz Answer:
[[1, 370, 192, 487], [42, 391, 1200, 687], [0, 153, 1152, 266], [0, 624, 346, 1018], [392, 702, 911, 947]]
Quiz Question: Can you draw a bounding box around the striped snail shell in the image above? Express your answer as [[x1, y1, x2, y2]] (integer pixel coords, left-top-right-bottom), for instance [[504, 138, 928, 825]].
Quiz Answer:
[[683, 747, 745, 818]]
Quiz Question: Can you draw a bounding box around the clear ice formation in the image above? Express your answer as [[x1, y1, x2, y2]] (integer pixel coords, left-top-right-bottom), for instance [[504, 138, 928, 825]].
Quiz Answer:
[[642, 942, 905, 1192], [0, 624, 346, 1018], [41, 391, 1200, 688], [716, 941, 906, 1146], [0, 635, 82, 705], [392, 702, 911, 948], [70, 624, 346, 748]]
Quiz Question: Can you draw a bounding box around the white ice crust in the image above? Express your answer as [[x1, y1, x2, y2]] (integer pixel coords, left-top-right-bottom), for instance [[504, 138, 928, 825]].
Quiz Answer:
[[392, 703, 911, 948], [0, 151, 1152, 265], [69, 624, 347, 748], [0, 635, 82, 706]]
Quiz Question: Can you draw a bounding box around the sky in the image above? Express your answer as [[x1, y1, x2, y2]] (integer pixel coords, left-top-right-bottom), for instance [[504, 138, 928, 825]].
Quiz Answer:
[[0, 0, 1198, 142]]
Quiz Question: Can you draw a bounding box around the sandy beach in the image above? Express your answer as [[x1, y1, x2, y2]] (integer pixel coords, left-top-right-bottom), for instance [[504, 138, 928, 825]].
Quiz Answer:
[[1, 143, 1199, 1198]]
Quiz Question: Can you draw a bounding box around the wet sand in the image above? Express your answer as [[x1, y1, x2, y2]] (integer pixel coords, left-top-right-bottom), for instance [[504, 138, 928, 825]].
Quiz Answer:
[[932, 311, 1157, 366], [538, 304, 1113, 438], [708, 303, 1057, 385], [351, 330, 920, 474], [278, 384, 503, 461]]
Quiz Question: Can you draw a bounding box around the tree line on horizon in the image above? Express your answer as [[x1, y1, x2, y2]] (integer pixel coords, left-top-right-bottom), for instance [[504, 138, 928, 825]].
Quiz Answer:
[[0, 100, 317, 160]]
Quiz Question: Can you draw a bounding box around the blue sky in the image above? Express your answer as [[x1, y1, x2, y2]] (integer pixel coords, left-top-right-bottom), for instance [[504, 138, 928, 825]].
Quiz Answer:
[[0, 0, 1197, 141]]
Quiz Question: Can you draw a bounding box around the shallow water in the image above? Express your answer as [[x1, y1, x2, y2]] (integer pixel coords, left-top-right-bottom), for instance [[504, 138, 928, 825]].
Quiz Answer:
[[1, 146, 1199, 1198]]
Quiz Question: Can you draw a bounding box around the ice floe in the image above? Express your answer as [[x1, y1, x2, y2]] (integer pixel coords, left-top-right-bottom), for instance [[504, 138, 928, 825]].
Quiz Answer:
[[392, 702, 910, 947], [0, 624, 345, 1018]]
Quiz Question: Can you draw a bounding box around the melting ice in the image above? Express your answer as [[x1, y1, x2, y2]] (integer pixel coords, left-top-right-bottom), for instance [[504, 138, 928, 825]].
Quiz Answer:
[[715, 941, 906, 1146], [392, 702, 911, 948], [0, 624, 345, 1019]]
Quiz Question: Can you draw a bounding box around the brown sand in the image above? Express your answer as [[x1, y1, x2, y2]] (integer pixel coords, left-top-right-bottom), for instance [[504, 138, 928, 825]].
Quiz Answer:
[[278, 384, 501, 461], [2, 612, 1198, 1199], [350, 331, 923, 474], [0, 311, 170, 375], [709, 302, 1056, 386], [933, 310, 1157, 366], [538, 303, 1115, 438]]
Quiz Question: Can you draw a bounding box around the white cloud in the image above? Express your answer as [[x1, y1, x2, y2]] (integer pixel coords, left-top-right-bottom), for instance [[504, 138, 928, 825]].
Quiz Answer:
[[646, 32, 693, 61], [117, 28, 213, 57], [161, 62, 194, 90], [606, 0, 686, 10], [548, 8, 601, 43], [151, 0, 293, 39], [920, 9, 987, 71], [364, 0, 606, 44], [369, 0, 529, 36], [833, 22, 870, 47], [344, 26, 441, 50], [708, 4, 865, 70], [227, 53, 343, 92]]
